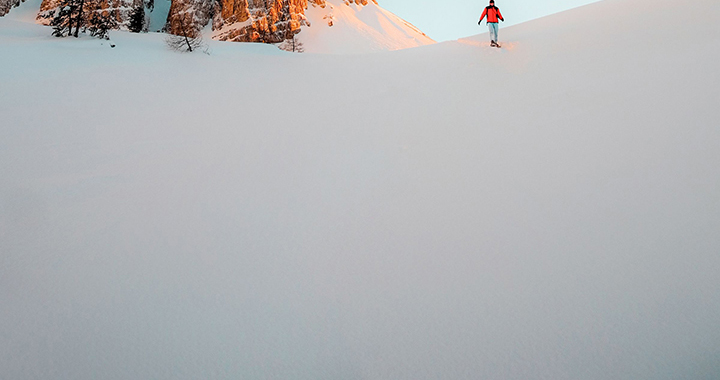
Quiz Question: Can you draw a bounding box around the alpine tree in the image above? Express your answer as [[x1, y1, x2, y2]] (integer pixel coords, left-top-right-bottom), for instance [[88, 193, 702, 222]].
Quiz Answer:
[[128, 0, 145, 33], [45, 0, 117, 41], [45, 0, 87, 38], [86, 9, 117, 39], [70, 0, 86, 37], [48, 0, 77, 37]]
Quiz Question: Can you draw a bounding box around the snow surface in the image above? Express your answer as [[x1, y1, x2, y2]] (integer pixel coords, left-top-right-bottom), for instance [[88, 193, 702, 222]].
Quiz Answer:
[[1, 0, 41, 23], [1, 0, 720, 379]]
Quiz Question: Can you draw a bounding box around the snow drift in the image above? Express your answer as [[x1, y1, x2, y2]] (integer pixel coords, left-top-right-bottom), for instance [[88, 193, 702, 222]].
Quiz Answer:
[[1, 0, 719, 379]]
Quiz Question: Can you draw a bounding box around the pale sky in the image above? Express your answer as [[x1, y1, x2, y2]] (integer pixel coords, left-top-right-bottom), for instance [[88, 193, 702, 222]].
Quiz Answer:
[[379, 0, 602, 42]]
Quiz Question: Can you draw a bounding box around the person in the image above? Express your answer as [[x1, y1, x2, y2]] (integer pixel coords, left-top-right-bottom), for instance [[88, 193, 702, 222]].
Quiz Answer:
[[478, 0, 504, 47]]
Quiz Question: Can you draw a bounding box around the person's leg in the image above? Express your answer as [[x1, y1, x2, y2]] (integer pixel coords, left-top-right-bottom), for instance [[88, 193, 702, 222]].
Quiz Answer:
[[488, 23, 498, 42]]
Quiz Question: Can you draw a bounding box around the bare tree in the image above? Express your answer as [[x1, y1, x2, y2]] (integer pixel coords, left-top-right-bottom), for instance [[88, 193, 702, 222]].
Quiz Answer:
[[278, 35, 303, 53], [165, 12, 203, 52]]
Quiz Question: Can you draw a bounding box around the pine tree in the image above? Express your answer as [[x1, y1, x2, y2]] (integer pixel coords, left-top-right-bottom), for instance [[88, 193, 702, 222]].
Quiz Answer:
[[71, 0, 86, 37], [49, 0, 77, 37], [86, 11, 117, 39], [46, 0, 118, 40], [128, 2, 145, 33]]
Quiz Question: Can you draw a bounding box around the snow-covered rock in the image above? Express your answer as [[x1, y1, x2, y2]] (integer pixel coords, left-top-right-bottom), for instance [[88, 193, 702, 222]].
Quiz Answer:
[[209, 0, 309, 43], [165, 0, 214, 35], [298, 0, 434, 53]]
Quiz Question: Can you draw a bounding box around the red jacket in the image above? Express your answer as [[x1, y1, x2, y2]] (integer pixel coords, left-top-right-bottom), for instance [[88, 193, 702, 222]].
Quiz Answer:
[[480, 6, 504, 23]]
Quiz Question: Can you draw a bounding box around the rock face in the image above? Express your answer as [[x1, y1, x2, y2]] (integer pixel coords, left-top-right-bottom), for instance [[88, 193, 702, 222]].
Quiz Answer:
[[209, 0, 380, 43], [210, 0, 310, 43], [167, 0, 379, 43], [165, 0, 215, 36]]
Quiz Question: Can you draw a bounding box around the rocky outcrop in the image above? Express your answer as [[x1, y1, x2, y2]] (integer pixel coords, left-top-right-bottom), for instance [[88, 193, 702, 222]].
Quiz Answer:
[[215, 0, 383, 42], [165, 0, 215, 36], [210, 0, 308, 43], [209, 0, 376, 43]]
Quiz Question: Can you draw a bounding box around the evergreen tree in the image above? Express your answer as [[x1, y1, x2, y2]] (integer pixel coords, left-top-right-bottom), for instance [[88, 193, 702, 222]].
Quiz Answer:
[[128, 3, 145, 33], [46, 0, 117, 41], [71, 0, 86, 37], [48, 0, 77, 37], [86, 11, 117, 40]]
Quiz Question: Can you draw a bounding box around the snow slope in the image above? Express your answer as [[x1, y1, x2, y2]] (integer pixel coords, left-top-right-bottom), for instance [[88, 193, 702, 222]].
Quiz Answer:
[[1, 0, 41, 22], [1, 0, 719, 379], [300, 0, 435, 53]]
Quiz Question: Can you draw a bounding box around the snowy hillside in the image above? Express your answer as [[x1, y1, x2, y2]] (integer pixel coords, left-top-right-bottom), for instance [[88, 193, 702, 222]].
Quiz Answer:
[[1, 0, 719, 379], [300, 0, 434, 53], [0, 0, 39, 22]]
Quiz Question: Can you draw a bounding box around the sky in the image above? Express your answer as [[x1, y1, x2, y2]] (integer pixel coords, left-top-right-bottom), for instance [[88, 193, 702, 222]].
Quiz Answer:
[[379, 0, 602, 42]]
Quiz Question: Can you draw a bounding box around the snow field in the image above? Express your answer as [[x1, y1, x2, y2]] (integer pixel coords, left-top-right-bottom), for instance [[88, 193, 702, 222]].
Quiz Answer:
[[1, 0, 720, 379]]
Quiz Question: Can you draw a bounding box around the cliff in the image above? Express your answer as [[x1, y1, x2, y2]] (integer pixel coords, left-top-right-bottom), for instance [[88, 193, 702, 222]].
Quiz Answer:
[[209, 0, 313, 43]]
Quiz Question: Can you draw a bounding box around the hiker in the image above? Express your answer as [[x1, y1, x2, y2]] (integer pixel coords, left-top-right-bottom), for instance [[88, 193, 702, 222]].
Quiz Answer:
[[478, 0, 504, 47]]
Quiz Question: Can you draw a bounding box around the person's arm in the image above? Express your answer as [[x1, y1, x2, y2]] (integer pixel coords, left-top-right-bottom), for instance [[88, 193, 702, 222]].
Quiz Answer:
[[479, 8, 488, 24], [497, 9, 504, 22]]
